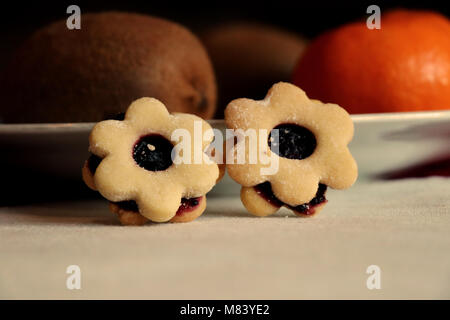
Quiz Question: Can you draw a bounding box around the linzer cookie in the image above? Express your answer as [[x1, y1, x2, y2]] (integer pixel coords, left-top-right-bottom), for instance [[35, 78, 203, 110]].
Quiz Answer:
[[224, 82, 357, 217], [82, 97, 219, 225]]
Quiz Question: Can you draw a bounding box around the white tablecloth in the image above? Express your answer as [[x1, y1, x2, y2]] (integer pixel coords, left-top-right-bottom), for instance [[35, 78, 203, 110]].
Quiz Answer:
[[1, 177, 449, 299]]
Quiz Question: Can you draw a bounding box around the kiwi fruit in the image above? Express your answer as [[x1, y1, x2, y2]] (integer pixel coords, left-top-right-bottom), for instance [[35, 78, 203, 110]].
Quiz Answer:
[[1, 12, 217, 123], [201, 22, 308, 118]]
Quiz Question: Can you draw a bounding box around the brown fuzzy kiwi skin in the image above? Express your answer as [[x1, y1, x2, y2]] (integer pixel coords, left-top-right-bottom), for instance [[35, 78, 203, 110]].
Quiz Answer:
[[201, 23, 307, 118], [1, 12, 217, 123]]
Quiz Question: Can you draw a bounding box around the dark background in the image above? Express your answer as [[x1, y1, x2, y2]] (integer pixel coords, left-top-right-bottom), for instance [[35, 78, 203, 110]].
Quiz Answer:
[[0, 0, 448, 204], [1, 0, 449, 71]]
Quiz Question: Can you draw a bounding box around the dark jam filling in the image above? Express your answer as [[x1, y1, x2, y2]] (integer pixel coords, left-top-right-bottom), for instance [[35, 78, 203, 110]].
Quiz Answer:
[[87, 135, 174, 174], [175, 198, 201, 216], [268, 124, 317, 160], [253, 182, 284, 208], [289, 184, 327, 214], [133, 134, 174, 172], [254, 182, 327, 215], [115, 197, 202, 216]]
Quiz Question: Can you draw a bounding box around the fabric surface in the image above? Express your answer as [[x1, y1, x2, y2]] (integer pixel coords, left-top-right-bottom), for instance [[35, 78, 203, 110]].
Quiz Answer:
[[0, 177, 449, 299]]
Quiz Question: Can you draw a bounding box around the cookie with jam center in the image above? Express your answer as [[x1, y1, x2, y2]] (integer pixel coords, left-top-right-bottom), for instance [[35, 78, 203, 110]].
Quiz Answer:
[[82, 97, 219, 224], [225, 82, 357, 217]]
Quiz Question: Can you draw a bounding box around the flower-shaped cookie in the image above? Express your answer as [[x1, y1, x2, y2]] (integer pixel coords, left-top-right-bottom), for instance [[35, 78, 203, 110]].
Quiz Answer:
[[82, 97, 219, 225], [225, 82, 357, 217]]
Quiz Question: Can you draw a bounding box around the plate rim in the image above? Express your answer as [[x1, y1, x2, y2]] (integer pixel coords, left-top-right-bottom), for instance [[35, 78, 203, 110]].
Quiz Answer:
[[1, 110, 449, 133]]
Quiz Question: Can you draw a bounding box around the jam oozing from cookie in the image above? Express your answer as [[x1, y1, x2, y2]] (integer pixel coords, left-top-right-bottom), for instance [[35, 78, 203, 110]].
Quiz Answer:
[[268, 124, 316, 160], [133, 134, 174, 171], [115, 197, 202, 216], [254, 182, 283, 208], [254, 181, 327, 215], [289, 183, 327, 215], [175, 197, 202, 216]]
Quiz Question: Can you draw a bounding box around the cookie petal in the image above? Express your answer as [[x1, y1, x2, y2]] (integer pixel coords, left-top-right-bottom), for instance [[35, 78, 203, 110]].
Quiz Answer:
[[320, 147, 358, 190], [94, 155, 138, 202], [270, 163, 319, 206], [125, 97, 171, 133], [136, 184, 183, 222], [268, 82, 310, 111], [171, 112, 216, 150], [225, 99, 267, 131], [240, 186, 280, 217], [89, 120, 128, 157], [311, 102, 354, 144], [173, 163, 219, 198]]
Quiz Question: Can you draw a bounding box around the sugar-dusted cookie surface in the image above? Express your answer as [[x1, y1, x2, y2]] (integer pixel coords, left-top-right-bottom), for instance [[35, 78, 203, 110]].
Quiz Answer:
[[83, 97, 219, 224], [225, 82, 357, 217]]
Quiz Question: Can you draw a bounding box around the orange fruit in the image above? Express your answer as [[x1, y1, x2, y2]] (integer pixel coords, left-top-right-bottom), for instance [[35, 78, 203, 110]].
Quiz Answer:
[[292, 10, 450, 114]]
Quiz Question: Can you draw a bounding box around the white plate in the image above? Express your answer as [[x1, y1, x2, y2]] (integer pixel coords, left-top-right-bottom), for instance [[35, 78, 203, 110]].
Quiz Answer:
[[1, 111, 449, 197]]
